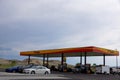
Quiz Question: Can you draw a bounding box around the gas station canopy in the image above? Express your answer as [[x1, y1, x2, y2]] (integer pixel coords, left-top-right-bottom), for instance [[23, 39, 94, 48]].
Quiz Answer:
[[20, 46, 119, 57]]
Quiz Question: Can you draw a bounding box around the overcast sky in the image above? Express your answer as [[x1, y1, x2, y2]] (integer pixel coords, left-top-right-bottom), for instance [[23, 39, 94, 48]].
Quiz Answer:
[[0, 0, 120, 66]]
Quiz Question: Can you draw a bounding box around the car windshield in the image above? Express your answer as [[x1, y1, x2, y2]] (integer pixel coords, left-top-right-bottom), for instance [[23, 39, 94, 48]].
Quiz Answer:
[[31, 66, 37, 69], [31, 66, 47, 69]]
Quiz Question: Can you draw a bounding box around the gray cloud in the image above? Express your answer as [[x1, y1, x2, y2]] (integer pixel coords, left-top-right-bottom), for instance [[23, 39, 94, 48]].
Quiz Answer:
[[0, 47, 12, 51], [0, 0, 120, 65]]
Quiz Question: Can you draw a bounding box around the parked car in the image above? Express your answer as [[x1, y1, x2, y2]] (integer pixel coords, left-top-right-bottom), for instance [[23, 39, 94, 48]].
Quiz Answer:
[[110, 67, 120, 75], [19, 63, 38, 73], [67, 68, 72, 72], [50, 65, 58, 71], [72, 65, 86, 73], [23, 66, 51, 74], [5, 66, 22, 73], [72, 66, 80, 73]]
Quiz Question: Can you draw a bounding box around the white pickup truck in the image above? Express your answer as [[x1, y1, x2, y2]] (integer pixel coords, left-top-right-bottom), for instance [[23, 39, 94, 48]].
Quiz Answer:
[[96, 65, 110, 74], [110, 67, 120, 75]]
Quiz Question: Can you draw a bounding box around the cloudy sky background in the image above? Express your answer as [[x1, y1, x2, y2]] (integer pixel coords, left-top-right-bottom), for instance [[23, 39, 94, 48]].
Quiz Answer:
[[0, 0, 120, 66]]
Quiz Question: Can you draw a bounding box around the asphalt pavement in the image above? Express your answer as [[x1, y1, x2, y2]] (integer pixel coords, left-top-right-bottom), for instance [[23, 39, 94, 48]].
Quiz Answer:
[[0, 71, 120, 80]]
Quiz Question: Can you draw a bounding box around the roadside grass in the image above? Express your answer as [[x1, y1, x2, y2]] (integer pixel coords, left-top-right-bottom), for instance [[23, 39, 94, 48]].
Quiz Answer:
[[0, 64, 16, 69], [0, 60, 17, 69]]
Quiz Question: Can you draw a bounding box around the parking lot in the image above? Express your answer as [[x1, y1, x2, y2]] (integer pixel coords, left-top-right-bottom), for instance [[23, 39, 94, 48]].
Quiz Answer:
[[0, 71, 120, 80]]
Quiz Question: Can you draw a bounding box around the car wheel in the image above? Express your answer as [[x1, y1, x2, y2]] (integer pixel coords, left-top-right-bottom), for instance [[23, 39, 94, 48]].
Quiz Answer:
[[44, 71, 49, 75], [31, 71, 35, 74], [12, 70, 16, 73]]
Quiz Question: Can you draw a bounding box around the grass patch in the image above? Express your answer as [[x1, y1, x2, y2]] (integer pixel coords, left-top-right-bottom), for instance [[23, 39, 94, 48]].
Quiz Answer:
[[0, 60, 17, 69], [0, 64, 16, 69]]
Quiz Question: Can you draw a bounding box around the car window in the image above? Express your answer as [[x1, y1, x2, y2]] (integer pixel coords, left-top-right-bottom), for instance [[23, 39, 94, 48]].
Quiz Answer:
[[31, 66, 37, 69], [38, 67, 42, 69], [42, 67, 46, 69], [36, 66, 46, 69], [35, 66, 42, 69]]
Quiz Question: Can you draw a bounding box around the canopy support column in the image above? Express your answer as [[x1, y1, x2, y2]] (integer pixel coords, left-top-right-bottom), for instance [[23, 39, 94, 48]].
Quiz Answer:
[[84, 52, 87, 65], [61, 53, 64, 66], [28, 55, 31, 64], [116, 56, 118, 69], [61, 53, 64, 72], [43, 54, 45, 66], [80, 54, 82, 65], [103, 54, 105, 66], [84, 52, 87, 73], [46, 54, 49, 68]]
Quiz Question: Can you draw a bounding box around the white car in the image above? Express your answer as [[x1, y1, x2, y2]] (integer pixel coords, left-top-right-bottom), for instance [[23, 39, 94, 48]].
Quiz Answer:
[[23, 66, 51, 74]]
